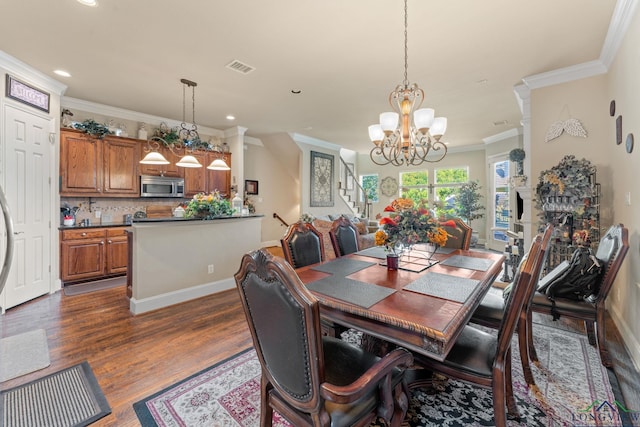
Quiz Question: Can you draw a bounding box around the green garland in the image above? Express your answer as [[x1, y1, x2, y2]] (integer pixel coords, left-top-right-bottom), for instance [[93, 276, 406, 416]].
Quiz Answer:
[[72, 119, 113, 139]]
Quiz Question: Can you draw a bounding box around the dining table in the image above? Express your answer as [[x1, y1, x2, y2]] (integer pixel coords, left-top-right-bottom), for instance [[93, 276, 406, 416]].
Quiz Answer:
[[296, 246, 505, 366]]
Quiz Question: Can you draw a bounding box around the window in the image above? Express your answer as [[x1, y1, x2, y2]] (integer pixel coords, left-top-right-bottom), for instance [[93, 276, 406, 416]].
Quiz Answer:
[[399, 170, 428, 205], [360, 174, 379, 203], [434, 167, 469, 218]]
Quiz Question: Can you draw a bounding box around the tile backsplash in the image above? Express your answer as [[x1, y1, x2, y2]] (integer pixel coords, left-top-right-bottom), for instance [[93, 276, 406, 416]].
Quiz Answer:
[[60, 197, 187, 225]]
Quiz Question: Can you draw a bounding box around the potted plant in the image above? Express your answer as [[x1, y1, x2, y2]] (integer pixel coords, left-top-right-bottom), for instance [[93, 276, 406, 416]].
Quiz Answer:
[[509, 148, 526, 176], [454, 181, 485, 247]]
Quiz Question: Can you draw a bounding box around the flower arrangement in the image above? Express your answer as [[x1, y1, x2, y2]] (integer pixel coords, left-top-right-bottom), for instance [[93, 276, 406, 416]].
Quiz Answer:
[[300, 213, 315, 223], [375, 198, 454, 253], [184, 191, 233, 219]]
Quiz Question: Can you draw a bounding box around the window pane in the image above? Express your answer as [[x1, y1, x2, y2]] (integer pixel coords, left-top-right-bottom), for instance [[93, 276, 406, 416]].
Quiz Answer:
[[400, 171, 428, 186], [361, 174, 378, 203], [399, 171, 428, 205], [492, 160, 510, 242], [434, 167, 468, 218]]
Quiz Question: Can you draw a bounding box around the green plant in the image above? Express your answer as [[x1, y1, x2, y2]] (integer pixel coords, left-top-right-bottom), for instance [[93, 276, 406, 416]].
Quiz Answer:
[[72, 119, 113, 139], [454, 180, 485, 224], [184, 191, 233, 219]]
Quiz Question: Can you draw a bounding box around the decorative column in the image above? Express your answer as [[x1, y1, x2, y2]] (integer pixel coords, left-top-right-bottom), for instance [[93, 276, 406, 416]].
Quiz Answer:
[[513, 83, 533, 248]]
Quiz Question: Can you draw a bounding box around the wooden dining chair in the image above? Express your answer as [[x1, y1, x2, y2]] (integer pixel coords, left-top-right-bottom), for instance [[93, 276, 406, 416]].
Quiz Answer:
[[528, 223, 629, 367], [413, 234, 543, 426], [469, 224, 553, 386], [441, 217, 472, 250], [280, 221, 325, 269], [329, 216, 360, 257], [234, 249, 414, 427]]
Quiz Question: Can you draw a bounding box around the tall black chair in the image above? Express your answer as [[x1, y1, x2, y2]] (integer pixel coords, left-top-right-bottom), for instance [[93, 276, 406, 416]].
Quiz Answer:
[[329, 216, 360, 257], [529, 223, 629, 367], [280, 221, 325, 269], [234, 249, 413, 427]]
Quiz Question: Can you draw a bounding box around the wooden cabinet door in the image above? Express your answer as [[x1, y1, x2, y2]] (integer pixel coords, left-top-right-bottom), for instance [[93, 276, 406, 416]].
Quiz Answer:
[[207, 153, 232, 197], [106, 228, 128, 274], [183, 151, 208, 197], [61, 239, 105, 282], [140, 146, 184, 178], [60, 130, 102, 195], [103, 137, 140, 195]]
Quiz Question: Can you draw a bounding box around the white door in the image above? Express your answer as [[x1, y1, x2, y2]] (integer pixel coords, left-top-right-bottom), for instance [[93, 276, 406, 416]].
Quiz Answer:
[[486, 154, 514, 252], [1, 104, 53, 310]]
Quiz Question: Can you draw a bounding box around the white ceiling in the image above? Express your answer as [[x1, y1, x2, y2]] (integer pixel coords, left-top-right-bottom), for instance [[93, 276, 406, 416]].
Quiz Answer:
[[1, 0, 617, 152]]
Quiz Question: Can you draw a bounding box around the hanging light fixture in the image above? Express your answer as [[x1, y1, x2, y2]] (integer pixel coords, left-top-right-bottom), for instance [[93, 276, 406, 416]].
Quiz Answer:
[[140, 79, 230, 170], [368, 0, 447, 166]]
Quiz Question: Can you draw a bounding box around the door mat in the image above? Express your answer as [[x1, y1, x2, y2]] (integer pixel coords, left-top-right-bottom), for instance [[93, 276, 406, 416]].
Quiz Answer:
[[0, 329, 50, 382]]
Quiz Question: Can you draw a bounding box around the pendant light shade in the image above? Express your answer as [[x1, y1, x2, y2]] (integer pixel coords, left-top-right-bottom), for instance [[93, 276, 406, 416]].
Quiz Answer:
[[176, 155, 203, 168], [140, 151, 170, 165], [207, 158, 230, 170]]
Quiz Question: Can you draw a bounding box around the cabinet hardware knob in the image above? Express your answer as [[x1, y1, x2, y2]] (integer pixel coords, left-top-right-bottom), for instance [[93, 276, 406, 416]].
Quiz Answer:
[[100, 241, 105, 245], [108, 240, 112, 244], [81, 232, 87, 237]]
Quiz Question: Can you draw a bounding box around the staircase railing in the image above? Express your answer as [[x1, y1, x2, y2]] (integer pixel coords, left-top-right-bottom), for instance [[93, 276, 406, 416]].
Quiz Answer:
[[273, 212, 289, 228], [339, 157, 370, 218]]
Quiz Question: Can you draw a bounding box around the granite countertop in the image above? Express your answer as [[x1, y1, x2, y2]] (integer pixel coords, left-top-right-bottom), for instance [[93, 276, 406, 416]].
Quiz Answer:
[[132, 214, 264, 224]]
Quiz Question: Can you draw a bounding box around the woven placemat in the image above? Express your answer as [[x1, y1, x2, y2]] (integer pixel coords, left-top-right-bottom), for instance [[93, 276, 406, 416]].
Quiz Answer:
[[306, 276, 396, 308], [311, 258, 375, 276], [439, 255, 494, 271], [404, 272, 480, 303], [355, 246, 388, 260]]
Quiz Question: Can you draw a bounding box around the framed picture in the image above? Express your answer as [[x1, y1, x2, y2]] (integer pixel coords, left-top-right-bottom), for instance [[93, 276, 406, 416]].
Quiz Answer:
[[245, 180, 259, 195], [5, 74, 50, 113], [310, 151, 334, 207]]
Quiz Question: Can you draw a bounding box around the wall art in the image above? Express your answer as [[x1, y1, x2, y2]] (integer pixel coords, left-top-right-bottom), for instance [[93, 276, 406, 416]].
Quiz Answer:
[[310, 151, 334, 207], [5, 74, 50, 113]]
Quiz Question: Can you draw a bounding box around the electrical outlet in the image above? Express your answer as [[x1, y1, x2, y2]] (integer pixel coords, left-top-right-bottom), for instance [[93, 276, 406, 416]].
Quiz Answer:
[[95, 210, 101, 219], [207, 264, 214, 274]]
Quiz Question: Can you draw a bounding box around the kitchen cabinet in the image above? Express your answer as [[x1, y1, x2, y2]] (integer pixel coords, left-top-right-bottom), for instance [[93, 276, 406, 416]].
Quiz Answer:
[[60, 226, 129, 283], [207, 153, 232, 198], [139, 145, 184, 178], [60, 129, 140, 197], [183, 151, 209, 197]]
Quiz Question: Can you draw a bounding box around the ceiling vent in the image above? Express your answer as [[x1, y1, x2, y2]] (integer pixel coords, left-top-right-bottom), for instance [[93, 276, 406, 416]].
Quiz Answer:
[[226, 60, 255, 75]]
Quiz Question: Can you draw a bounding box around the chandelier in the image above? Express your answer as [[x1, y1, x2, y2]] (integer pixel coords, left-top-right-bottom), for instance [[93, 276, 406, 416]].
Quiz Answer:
[[140, 79, 230, 170], [368, 0, 447, 166]]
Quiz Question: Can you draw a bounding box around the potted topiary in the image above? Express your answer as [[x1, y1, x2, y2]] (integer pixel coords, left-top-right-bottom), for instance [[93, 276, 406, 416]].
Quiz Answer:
[[509, 148, 526, 176], [454, 180, 486, 247]]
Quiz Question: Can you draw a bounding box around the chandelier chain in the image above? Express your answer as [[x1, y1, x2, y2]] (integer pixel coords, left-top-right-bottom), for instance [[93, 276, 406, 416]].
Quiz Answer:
[[403, 0, 409, 87]]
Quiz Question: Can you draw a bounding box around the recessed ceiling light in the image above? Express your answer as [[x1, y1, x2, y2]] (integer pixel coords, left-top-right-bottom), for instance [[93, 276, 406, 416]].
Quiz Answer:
[[54, 70, 71, 78], [77, 0, 98, 6], [226, 115, 235, 121]]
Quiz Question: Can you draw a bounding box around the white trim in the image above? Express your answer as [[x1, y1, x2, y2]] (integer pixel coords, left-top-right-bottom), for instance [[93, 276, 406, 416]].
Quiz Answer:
[[610, 304, 640, 372], [62, 96, 226, 137], [522, 60, 607, 90], [0, 50, 67, 95], [290, 132, 342, 151], [129, 277, 235, 315], [482, 128, 522, 145], [600, 0, 640, 67]]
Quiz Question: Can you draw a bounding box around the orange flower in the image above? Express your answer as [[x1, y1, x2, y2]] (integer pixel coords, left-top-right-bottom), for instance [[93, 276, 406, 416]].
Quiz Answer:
[[440, 219, 456, 228], [379, 217, 397, 226], [383, 205, 396, 212]]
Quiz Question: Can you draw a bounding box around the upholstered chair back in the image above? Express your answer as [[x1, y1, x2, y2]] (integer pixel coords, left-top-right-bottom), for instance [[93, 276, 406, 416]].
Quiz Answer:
[[329, 217, 359, 257], [280, 221, 325, 269], [442, 218, 472, 250]]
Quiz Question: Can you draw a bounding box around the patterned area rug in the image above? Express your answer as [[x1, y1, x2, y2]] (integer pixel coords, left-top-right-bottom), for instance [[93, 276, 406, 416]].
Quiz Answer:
[[134, 324, 628, 426]]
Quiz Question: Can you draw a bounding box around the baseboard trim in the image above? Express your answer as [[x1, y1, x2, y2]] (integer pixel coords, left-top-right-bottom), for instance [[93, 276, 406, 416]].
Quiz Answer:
[[129, 278, 235, 315], [610, 305, 640, 372]]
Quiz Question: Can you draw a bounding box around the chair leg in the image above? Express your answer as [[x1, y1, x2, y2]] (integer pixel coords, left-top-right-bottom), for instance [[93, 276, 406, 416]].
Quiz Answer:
[[526, 310, 539, 363], [517, 316, 536, 387], [390, 381, 410, 427], [504, 349, 520, 421], [595, 311, 613, 368], [585, 320, 597, 346], [261, 377, 274, 427]]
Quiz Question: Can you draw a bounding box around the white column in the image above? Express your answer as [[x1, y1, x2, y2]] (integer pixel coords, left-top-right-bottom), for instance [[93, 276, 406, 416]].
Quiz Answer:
[[223, 126, 248, 197], [513, 84, 533, 248]]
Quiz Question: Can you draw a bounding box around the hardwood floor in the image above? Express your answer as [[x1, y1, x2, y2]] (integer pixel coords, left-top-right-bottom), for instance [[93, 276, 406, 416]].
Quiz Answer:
[[0, 286, 252, 426], [1, 282, 638, 426]]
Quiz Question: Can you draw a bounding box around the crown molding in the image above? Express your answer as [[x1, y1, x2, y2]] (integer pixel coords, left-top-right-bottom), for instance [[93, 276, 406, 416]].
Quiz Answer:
[[290, 132, 342, 152], [522, 60, 608, 90], [482, 128, 522, 145], [0, 50, 67, 95], [600, 0, 639, 67]]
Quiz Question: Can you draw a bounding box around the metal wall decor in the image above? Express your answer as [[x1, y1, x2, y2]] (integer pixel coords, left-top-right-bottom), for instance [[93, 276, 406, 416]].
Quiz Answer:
[[310, 151, 334, 207], [626, 133, 634, 153], [380, 176, 399, 197]]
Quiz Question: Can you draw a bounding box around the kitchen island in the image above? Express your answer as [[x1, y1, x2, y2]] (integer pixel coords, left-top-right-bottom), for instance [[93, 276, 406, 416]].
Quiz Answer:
[[128, 215, 263, 314]]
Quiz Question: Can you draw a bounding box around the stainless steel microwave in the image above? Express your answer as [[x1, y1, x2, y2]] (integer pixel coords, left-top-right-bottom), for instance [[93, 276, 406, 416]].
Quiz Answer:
[[140, 175, 185, 198]]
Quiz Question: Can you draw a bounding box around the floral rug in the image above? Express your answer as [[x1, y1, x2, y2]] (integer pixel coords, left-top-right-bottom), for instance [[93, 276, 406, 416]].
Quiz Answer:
[[134, 323, 629, 427]]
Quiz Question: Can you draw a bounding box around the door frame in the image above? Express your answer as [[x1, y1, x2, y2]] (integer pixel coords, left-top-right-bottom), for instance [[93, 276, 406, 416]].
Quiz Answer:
[[486, 153, 515, 252]]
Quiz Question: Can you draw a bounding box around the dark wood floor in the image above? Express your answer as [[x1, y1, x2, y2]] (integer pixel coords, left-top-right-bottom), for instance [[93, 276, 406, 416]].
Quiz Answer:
[[0, 286, 253, 426], [1, 280, 638, 426]]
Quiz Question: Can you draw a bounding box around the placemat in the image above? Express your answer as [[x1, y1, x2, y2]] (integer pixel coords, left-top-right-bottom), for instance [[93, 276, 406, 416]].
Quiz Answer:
[[436, 247, 456, 254], [311, 258, 376, 276], [404, 272, 480, 303], [355, 246, 388, 259], [439, 255, 494, 271], [306, 276, 396, 308]]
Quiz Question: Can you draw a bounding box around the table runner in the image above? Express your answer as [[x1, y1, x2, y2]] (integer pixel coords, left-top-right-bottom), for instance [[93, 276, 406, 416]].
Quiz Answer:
[[306, 276, 396, 308], [311, 258, 376, 276], [439, 255, 494, 271], [404, 272, 480, 303]]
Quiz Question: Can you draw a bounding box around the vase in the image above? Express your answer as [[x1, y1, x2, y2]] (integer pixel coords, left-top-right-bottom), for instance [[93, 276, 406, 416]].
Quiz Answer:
[[386, 254, 399, 271]]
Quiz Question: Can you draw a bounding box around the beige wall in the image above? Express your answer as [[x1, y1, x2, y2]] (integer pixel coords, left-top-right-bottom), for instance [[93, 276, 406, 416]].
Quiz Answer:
[[527, 5, 640, 368]]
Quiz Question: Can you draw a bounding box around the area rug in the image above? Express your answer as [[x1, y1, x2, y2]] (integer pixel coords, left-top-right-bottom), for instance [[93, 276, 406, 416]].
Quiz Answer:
[[134, 324, 628, 426], [0, 329, 50, 382], [1, 361, 111, 427]]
